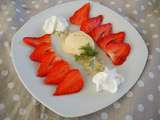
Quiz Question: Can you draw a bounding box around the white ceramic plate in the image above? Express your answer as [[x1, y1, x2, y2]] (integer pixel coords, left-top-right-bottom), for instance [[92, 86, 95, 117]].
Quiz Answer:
[[11, 0, 148, 118]]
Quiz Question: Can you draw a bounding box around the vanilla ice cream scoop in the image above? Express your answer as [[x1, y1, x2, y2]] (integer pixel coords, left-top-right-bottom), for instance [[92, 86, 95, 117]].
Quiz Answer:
[[92, 67, 124, 93], [63, 31, 95, 55]]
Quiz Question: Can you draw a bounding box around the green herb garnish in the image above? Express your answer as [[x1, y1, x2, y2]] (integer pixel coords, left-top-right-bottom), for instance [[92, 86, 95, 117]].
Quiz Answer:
[[75, 43, 98, 61]]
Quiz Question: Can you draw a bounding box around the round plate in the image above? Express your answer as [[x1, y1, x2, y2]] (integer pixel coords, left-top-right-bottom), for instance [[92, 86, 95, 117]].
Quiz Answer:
[[11, 0, 148, 118]]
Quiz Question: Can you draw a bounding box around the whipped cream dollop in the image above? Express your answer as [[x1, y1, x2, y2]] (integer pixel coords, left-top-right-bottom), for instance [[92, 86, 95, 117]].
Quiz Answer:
[[92, 67, 124, 93], [43, 16, 69, 34]]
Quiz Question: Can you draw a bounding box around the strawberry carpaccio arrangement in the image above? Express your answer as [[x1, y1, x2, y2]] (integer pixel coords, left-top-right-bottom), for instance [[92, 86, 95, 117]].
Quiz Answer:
[[23, 3, 131, 96]]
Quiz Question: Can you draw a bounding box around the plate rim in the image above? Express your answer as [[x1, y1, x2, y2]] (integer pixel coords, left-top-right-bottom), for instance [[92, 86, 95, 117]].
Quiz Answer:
[[11, 0, 149, 118]]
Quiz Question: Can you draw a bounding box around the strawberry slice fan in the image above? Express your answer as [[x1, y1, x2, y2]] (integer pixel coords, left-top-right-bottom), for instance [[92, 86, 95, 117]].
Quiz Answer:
[[23, 34, 84, 96], [69, 2, 131, 65]]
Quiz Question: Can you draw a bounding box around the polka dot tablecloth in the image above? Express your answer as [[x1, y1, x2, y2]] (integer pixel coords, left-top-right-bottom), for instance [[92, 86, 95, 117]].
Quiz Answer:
[[0, 0, 160, 120]]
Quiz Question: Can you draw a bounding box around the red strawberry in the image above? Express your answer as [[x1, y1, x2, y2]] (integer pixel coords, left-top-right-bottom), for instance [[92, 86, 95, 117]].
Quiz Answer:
[[39, 51, 60, 63], [69, 3, 90, 25], [97, 32, 125, 50], [30, 43, 52, 62], [80, 15, 103, 34], [44, 60, 70, 85], [23, 34, 52, 47], [90, 23, 112, 42], [37, 52, 61, 77], [54, 69, 84, 96], [104, 42, 131, 65]]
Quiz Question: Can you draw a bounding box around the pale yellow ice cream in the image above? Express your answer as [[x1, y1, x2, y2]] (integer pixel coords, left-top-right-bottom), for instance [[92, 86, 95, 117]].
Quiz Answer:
[[63, 31, 95, 55]]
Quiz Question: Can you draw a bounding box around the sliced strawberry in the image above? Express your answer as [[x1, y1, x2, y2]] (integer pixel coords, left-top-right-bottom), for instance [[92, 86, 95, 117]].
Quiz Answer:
[[97, 32, 125, 50], [23, 34, 51, 47], [104, 42, 131, 65], [39, 51, 60, 63], [90, 23, 112, 42], [69, 3, 90, 25], [80, 15, 103, 34], [44, 60, 70, 85], [30, 43, 52, 62], [54, 69, 84, 96], [37, 52, 61, 77]]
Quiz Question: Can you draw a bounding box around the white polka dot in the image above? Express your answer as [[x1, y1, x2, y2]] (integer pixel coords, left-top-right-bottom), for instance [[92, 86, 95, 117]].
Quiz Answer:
[[13, 94, 20, 101], [152, 0, 156, 3], [158, 109, 160, 114], [158, 85, 160, 92], [44, 0, 49, 4], [149, 118, 154, 120], [149, 23, 155, 28], [16, 8, 21, 13], [110, 1, 115, 5], [40, 113, 44, 119], [19, 108, 26, 115], [1, 5, 7, 10], [35, 4, 40, 9], [7, 17, 12, 22], [19, 18, 24, 22], [31, 1, 36, 4], [152, 34, 159, 39], [155, 48, 160, 53], [140, 5, 145, 11], [137, 104, 144, 112], [146, 42, 150, 46], [132, 10, 138, 15], [117, 8, 122, 12], [26, 10, 31, 14], [21, 4, 27, 8], [148, 1, 153, 6], [40, 113, 48, 120], [0, 31, 3, 36], [148, 72, 154, 79], [8, 82, 15, 89], [157, 65, 160, 71], [140, 19, 145, 23], [1, 70, 8, 76], [148, 55, 153, 60], [153, 9, 158, 13], [11, 26, 17, 30], [147, 14, 152, 17], [137, 80, 144, 87], [4, 41, 9, 48], [113, 102, 121, 109], [126, 91, 133, 98], [0, 103, 5, 111], [57, 0, 63, 4], [125, 114, 133, 120], [100, 112, 108, 120], [4, 11, 9, 15], [147, 94, 154, 102], [3, 117, 11, 120], [125, 4, 131, 8], [142, 30, 147, 34], [0, 59, 3, 64], [11, 1, 16, 5]]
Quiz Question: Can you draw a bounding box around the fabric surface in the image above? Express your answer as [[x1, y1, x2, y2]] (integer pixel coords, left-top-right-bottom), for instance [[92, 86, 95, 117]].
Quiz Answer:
[[0, 0, 160, 120]]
